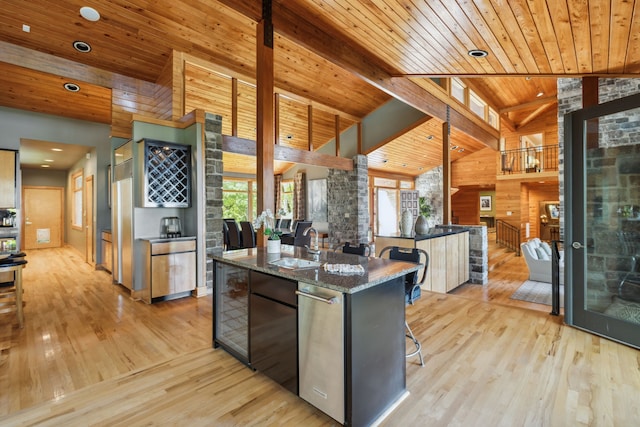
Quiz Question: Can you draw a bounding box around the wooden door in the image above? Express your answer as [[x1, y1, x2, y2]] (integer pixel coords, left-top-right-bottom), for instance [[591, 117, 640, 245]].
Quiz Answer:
[[23, 186, 63, 249], [85, 176, 94, 265]]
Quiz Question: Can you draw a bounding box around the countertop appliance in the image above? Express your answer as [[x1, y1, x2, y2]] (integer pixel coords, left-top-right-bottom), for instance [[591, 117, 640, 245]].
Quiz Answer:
[[160, 216, 182, 238]]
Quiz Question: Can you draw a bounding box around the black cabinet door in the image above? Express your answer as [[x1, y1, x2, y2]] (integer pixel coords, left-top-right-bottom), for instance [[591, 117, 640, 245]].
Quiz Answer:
[[249, 293, 298, 394]]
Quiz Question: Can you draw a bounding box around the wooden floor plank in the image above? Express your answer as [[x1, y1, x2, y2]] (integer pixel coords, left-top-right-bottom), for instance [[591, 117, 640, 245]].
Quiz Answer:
[[0, 245, 639, 426]]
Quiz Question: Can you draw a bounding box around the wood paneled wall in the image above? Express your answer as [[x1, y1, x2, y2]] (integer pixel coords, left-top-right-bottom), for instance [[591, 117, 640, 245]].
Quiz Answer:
[[524, 183, 560, 239], [495, 179, 522, 228], [501, 108, 559, 151], [451, 147, 498, 188], [451, 189, 479, 225], [111, 82, 162, 139]]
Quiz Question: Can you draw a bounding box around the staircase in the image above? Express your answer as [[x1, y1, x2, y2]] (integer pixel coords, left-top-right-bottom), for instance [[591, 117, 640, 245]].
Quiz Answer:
[[488, 230, 517, 271]]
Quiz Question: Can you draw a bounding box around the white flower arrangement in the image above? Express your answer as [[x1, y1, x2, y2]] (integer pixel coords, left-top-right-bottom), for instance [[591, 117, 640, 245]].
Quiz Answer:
[[253, 209, 281, 240]]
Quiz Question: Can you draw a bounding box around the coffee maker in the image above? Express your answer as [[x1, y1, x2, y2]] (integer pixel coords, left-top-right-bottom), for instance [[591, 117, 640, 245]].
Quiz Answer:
[[160, 217, 182, 238]]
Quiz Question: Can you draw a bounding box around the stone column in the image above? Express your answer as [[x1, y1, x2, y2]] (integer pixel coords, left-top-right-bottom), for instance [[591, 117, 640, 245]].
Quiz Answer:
[[204, 113, 223, 290], [327, 155, 370, 247]]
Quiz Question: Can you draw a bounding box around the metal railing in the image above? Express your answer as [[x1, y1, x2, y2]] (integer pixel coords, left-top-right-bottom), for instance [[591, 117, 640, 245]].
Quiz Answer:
[[496, 219, 521, 256], [500, 145, 559, 174]]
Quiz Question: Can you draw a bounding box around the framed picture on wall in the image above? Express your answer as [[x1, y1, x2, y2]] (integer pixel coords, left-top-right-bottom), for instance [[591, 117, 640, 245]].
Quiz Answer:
[[480, 195, 492, 211], [307, 179, 327, 222]]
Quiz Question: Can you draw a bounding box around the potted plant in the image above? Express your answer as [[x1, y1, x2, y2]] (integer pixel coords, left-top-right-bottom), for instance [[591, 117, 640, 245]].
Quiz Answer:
[[253, 209, 282, 253]]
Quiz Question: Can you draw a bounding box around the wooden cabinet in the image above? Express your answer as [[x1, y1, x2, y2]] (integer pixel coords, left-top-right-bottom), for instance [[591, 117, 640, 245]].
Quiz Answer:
[[378, 230, 470, 294], [101, 231, 113, 273], [0, 150, 17, 208], [143, 238, 196, 302]]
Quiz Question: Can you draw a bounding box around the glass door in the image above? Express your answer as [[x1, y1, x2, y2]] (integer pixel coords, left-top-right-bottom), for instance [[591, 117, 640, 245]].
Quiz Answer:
[[565, 93, 640, 349]]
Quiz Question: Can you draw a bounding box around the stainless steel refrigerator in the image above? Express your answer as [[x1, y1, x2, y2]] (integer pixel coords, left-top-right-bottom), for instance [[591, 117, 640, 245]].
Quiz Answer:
[[112, 159, 133, 290]]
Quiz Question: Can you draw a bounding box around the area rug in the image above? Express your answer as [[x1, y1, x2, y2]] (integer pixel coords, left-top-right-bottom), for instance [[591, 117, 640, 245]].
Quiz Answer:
[[510, 280, 564, 307]]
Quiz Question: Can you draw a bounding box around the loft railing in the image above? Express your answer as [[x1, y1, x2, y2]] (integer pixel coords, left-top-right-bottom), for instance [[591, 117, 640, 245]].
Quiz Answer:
[[500, 145, 559, 174], [496, 219, 521, 256]]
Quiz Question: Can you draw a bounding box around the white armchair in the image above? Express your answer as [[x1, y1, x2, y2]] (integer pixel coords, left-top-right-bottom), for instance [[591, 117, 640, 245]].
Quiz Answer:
[[521, 238, 564, 284]]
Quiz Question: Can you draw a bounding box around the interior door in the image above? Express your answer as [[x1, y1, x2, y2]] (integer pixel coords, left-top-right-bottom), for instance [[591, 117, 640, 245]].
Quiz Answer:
[[85, 175, 94, 265], [565, 93, 640, 349], [23, 186, 63, 249]]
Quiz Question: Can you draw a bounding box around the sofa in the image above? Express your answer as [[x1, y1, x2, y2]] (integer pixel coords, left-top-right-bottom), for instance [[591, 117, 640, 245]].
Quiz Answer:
[[521, 238, 564, 284]]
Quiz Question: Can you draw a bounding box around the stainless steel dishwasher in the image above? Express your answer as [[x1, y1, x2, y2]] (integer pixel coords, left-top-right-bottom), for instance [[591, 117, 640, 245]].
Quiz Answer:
[[297, 282, 345, 424]]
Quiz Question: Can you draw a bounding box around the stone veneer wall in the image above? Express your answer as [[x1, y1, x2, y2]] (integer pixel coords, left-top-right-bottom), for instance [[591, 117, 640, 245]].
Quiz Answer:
[[442, 224, 488, 285], [327, 155, 370, 247], [204, 113, 224, 290], [558, 78, 640, 304], [414, 166, 443, 225], [557, 78, 640, 240]]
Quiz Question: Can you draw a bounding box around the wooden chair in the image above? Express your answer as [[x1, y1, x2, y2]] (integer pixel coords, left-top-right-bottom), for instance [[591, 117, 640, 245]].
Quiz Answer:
[[501, 153, 514, 174], [378, 246, 429, 366]]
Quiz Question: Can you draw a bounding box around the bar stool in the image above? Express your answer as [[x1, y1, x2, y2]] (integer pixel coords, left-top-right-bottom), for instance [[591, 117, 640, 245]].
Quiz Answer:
[[334, 242, 370, 256], [0, 257, 28, 328], [378, 246, 428, 366]]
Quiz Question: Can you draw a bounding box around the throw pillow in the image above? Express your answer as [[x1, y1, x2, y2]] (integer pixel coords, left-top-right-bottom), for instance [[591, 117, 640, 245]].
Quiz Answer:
[[540, 241, 552, 256], [535, 247, 550, 260]]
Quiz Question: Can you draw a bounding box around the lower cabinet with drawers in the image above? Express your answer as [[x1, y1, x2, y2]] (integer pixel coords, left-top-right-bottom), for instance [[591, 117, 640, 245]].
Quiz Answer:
[[141, 237, 196, 303]]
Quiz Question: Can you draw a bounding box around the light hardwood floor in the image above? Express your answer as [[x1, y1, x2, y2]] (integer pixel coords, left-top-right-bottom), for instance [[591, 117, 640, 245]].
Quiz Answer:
[[1, 245, 639, 426]]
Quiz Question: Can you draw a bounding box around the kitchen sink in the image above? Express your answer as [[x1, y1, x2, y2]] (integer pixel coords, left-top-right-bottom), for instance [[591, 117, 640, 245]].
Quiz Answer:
[[269, 257, 322, 270]]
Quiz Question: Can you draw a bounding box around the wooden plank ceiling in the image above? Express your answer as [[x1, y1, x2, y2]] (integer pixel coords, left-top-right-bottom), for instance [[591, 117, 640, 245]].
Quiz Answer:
[[1, 0, 638, 176]]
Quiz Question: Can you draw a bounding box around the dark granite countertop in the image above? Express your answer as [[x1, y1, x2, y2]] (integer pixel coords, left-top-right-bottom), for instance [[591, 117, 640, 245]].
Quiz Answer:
[[209, 245, 420, 294], [138, 236, 197, 243], [376, 226, 469, 241]]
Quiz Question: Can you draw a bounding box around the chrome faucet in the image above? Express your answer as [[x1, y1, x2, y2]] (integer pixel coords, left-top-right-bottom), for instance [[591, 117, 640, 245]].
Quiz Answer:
[[303, 227, 320, 254]]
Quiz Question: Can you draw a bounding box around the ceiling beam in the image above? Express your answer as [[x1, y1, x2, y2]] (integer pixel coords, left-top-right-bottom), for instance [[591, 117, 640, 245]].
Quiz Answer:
[[516, 102, 557, 129], [216, 0, 499, 150], [500, 96, 558, 113], [222, 135, 354, 171]]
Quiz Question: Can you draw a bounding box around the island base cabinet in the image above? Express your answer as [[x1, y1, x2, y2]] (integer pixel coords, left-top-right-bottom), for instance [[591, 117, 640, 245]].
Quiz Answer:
[[298, 283, 345, 424], [250, 271, 298, 395], [346, 277, 406, 427]]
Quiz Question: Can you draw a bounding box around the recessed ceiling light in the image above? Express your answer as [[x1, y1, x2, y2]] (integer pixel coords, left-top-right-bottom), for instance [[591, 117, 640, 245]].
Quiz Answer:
[[63, 82, 81, 92], [80, 6, 101, 22], [458, 148, 465, 153], [450, 145, 459, 150], [41, 164, 50, 168], [402, 163, 407, 167], [286, 134, 293, 140], [44, 159, 54, 162], [526, 76, 532, 81], [536, 92, 544, 97], [468, 49, 488, 58], [382, 159, 388, 164], [73, 40, 92, 53], [51, 148, 63, 152], [22, 24, 30, 33], [426, 135, 434, 140]]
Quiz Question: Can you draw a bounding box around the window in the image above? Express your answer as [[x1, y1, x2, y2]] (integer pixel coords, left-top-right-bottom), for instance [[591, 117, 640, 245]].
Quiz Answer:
[[451, 78, 466, 104], [488, 107, 499, 129], [222, 179, 256, 221], [279, 180, 294, 218], [469, 90, 486, 118], [370, 174, 415, 235], [72, 170, 83, 230]]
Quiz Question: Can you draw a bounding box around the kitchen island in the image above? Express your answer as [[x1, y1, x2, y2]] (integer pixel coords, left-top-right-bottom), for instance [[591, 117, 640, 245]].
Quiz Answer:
[[375, 226, 470, 293], [210, 245, 420, 427]]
